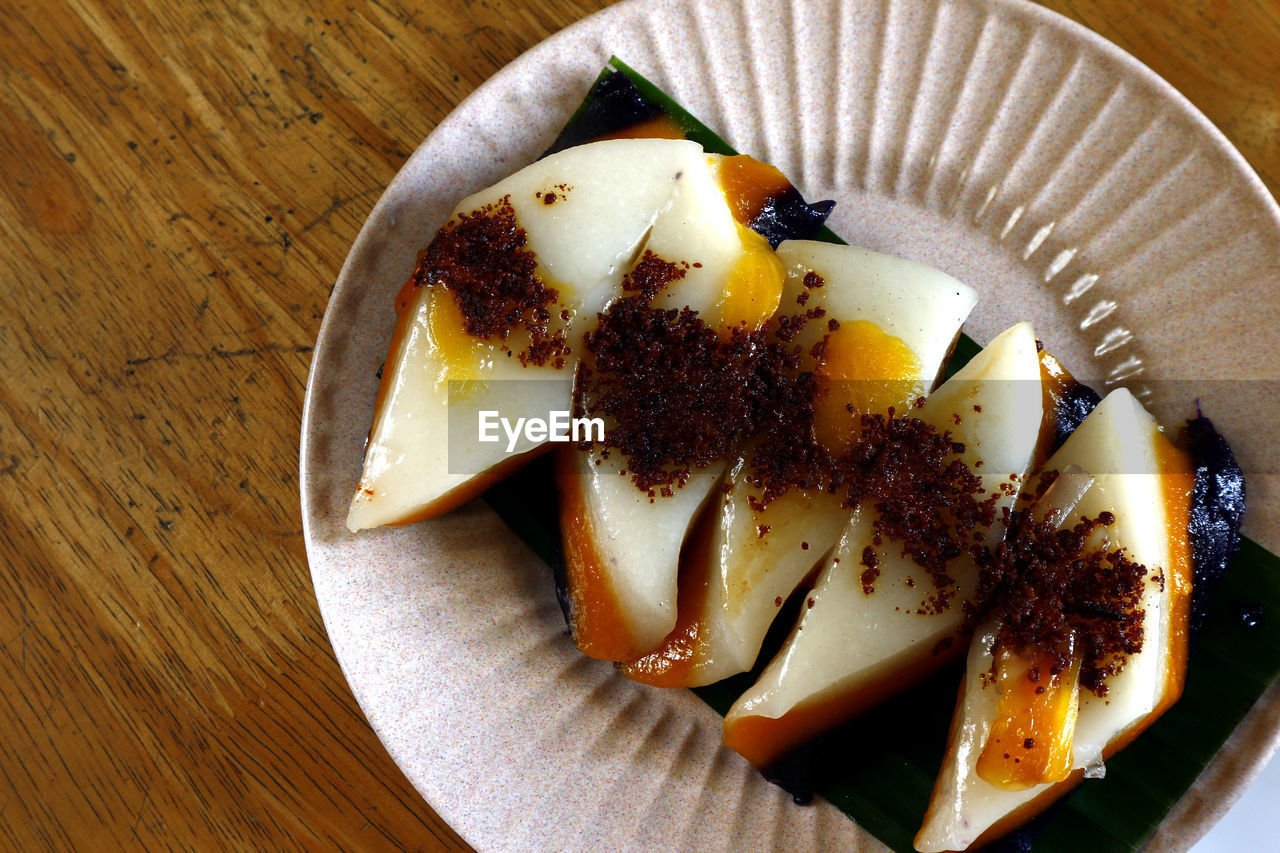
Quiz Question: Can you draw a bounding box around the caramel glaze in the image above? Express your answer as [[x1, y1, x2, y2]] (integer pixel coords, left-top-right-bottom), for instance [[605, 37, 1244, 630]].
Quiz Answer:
[[716, 155, 792, 226], [619, 493, 719, 685], [725, 636, 970, 770], [1035, 348, 1100, 467], [1153, 430, 1194, 719], [593, 114, 686, 142], [975, 650, 1079, 789], [554, 445, 649, 661]]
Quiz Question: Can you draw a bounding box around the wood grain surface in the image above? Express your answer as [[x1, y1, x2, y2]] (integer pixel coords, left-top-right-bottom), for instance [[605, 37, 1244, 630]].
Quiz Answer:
[[1, 0, 1275, 850]]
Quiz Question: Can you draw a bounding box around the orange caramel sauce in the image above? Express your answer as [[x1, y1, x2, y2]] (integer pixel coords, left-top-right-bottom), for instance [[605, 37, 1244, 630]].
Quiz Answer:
[[555, 447, 646, 661], [619, 501, 718, 686], [724, 636, 967, 769], [715, 154, 791, 225], [1154, 430, 1194, 714], [720, 224, 785, 332], [812, 320, 924, 453], [593, 114, 688, 142], [975, 648, 1080, 790], [426, 288, 488, 388]]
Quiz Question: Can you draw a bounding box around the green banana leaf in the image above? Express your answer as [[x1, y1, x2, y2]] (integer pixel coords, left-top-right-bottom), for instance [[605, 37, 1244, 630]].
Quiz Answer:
[[483, 57, 1280, 852]]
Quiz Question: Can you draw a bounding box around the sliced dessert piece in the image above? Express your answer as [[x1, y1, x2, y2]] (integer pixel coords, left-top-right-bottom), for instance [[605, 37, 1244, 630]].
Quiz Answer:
[[622, 241, 978, 685], [545, 66, 837, 250], [723, 322, 1047, 769], [556, 159, 791, 660], [915, 388, 1194, 852], [348, 138, 770, 530]]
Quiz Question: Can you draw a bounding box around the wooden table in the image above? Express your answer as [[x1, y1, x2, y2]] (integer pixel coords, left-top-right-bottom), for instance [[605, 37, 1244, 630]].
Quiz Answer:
[[2, 0, 1276, 849]]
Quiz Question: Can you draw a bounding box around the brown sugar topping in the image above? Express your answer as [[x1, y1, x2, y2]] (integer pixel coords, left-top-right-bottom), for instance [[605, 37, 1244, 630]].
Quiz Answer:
[[967, 506, 1149, 695], [577, 254, 843, 495], [745, 382, 995, 603], [572, 250, 1141, 693], [576, 251, 761, 494], [730, 277, 998, 604], [860, 557, 880, 596], [414, 195, 568, 366], [573, 264, 835, 496], [535, 184, 571, 206], [847, 414, 996, 595]]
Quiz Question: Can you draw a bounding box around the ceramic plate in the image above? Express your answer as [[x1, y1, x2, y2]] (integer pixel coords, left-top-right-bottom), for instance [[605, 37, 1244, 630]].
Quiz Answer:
[[300, 0, 1280, 849]]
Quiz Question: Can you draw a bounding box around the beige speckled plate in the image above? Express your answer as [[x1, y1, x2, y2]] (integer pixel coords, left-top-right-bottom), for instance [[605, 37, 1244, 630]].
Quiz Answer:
[[300, 0, 1280, 849]]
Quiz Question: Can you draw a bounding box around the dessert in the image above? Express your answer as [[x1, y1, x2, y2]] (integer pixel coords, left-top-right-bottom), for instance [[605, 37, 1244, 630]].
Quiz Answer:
[[916, 389, 1193, 851], [723, 322, 1049, 769], [622, 241, 977, 685], [344, 62, 1249, 852], [553, 155, 791, 660]]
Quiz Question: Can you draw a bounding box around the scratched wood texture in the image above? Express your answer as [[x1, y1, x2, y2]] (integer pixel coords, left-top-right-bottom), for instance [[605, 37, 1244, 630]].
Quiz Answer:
[[0, 0, 1275, 850]]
